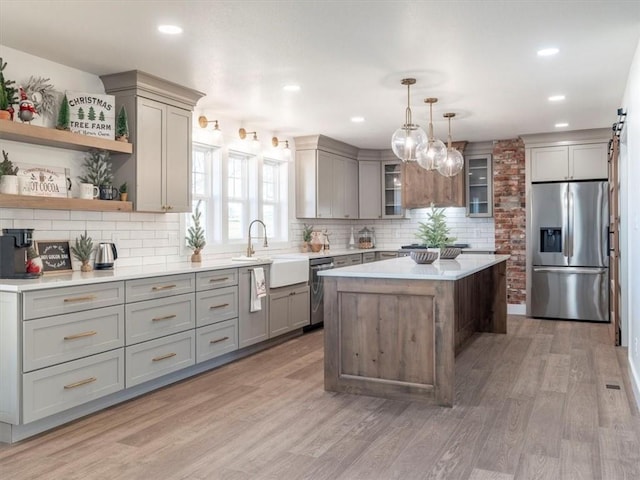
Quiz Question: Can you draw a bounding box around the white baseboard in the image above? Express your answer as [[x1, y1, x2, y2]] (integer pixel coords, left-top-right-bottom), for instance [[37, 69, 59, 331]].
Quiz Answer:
[[629, 356, 640, 412], [508, 304, 527, 315]]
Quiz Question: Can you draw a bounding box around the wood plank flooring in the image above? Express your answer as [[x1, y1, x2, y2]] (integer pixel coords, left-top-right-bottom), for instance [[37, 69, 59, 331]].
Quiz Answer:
[[1, 316, 639, 480]]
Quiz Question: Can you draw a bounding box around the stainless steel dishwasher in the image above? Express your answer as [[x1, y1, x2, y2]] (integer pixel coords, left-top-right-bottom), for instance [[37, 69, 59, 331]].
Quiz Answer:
[[308, 256, 333, 329]]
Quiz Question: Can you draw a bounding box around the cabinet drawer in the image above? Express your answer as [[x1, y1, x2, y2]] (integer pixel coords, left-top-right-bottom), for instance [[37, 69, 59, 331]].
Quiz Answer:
[[125, 330, 195, 387], [23, 349, 124, 423], [333, 256, 350, 268], [196, 286, 238, 327], [196, 318, 238, 363], [348, 254, 362, 265], [125, 273, 195, 303], [23, 282, 125, 320], [362, 252, 376, 263], [125, 293, 195, 345], [377, 251, 399, 260], [23, 305, 125, 372], [196, 268, 238, 291]]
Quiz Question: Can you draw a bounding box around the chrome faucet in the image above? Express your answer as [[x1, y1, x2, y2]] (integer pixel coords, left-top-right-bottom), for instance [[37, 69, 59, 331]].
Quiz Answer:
[[247, 219, 268, 257]]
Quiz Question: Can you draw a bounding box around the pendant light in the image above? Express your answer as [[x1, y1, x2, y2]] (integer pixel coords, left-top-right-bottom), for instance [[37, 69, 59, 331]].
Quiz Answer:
[[417, 98, 447, 170], [437, 113, 464, 177], [391, 78, 428, 162]]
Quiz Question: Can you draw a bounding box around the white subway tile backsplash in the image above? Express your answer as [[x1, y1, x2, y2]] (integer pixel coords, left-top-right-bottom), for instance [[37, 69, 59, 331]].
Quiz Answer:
[[70, 211, 101, 221], [0, 208, 34, 220], [34, 210, 70, 220], [102, 212, 131, 222]]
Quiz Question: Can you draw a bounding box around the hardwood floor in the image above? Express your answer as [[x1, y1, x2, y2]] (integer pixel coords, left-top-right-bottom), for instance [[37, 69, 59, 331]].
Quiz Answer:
[[1, 316, 639, 480]]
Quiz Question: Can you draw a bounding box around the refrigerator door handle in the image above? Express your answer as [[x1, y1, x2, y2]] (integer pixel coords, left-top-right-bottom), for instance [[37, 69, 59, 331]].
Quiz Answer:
[[533, 266, 606, 275], [562, 189, 569, 257], [568, 189, 574, 258]]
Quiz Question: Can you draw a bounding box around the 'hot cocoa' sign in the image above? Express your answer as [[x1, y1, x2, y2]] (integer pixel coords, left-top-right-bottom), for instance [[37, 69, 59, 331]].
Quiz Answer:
[[16, 163, 71, 198], [66, 91, 115, 140]]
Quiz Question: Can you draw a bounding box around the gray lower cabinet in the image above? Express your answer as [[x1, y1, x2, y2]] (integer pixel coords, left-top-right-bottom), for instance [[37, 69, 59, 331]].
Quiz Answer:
[[333, 253, 362, 268], [376, 251, 399, 260], [362, 252, 376, 263], [269, 284, 310, 337], [195, 286, 238, 327], [196, 319, 239, 363], [125, 293, 195, 345], [238, 265, 270, 348]]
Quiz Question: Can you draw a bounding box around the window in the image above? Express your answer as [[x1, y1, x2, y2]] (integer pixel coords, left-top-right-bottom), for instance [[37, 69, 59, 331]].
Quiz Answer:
[[189, 144, 289, 247]]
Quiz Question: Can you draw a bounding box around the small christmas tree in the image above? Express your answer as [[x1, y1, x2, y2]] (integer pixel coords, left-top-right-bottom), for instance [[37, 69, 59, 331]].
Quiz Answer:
[[71, 231, 94, 272], [88, 106, 96, 121], [56, 93, 70, 130], [0, 150, 18, 176], [78, 107, 85, 120], [186, 201, 206, 262], [416, 204, 456, 248], [0, 57, 18, 115], [78, 149, 113, 186], [115, 105, 129, 142]]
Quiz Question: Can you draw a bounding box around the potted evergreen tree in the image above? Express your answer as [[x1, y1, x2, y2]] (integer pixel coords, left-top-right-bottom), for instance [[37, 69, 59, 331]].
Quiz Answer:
[[71, 231, 94, 272], [302, 223, 313, 252], [416, 204, 460, 259], [186, 201, 206, 262], [115, 105, 129, 142], [0, 150, 19, 194], [119, 182, 128, 201], [78, 150, 115, 199], [56, 93, 71, 130], [0, 57, 17, 120]]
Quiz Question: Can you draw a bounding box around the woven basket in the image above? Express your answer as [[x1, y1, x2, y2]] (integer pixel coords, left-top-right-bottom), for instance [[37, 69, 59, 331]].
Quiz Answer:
[[410, 250, 438, 264], [439, 247, 461, 259]]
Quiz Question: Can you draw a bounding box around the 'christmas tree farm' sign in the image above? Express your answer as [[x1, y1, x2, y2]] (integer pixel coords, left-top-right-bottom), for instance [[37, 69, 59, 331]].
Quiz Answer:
[[66, 91, 115, 140]]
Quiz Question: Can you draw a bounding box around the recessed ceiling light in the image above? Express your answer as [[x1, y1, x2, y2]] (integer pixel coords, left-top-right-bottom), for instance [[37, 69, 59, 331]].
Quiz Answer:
[[283, 84, 300, 92], [350, 116, 365, 123], [537, 47, 559, 57], [555, 122, 569, 128], [548, 95, 566, 102], [158, 25, 183, 35]]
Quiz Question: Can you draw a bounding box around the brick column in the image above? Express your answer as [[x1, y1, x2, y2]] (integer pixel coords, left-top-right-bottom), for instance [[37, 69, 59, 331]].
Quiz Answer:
[[493, 138, 526, 305]]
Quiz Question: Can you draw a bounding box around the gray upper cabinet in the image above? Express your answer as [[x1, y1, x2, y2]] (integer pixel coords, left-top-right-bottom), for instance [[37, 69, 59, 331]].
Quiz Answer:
[[101, 70, 204, 213], [465, 154, 493, 217], [530, 143, 608, 182], [295, 135, 359, 219], [358, 160, 382, 219]]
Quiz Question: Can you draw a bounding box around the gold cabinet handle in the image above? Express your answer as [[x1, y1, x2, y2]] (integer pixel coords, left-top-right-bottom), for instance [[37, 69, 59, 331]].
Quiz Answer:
[[64, 330, 97, 340], [152, 284, 177, 291], [210, 336, 229, 344], [210, 303, 229, 310], [63, 295, 97, 303], [166, 205, 174, 210], [152, 314, 177, 322], [152, 352, 177, 362], [209, 277, 230, 283], [64, 377, 97, 389]]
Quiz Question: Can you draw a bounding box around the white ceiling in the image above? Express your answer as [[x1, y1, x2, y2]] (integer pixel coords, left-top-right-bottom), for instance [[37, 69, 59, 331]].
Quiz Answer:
[[1, 1, 639, 149]]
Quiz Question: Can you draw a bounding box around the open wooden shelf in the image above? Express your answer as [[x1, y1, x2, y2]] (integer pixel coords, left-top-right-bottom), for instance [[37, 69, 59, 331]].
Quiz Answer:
[[0, 194, 132, 212], [0, 121, 133, 154]]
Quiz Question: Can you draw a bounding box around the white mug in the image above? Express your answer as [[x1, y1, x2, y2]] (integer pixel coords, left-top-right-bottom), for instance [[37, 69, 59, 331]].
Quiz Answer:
[[0, 175, 19, 195], [79, 183, 99, 199]]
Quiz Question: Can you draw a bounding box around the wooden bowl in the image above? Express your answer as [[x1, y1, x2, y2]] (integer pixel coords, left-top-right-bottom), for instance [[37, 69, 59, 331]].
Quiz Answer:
[[410, 250, 438, 264]]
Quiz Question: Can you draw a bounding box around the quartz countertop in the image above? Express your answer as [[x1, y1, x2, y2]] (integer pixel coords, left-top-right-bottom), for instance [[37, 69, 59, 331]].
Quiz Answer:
[[318, 254, 509, 281], [0, 258, 272, 292]]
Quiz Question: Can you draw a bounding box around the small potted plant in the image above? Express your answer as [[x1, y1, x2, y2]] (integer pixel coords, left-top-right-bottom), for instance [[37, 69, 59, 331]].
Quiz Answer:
[[0, 57, 17, 120], [186, 201, 206, 262], [302, 223, 313, 252], [115, 105, 129, 142], [71, 230, 94, 272], [0, 150, 19, 194], [416, 204, 460, 259], [119, 182, 128, 202], [78, 150, 114, 199]]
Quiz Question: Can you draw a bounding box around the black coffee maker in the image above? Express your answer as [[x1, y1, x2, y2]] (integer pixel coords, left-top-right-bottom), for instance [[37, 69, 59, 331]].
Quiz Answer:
[[0, 228, 40, 279]]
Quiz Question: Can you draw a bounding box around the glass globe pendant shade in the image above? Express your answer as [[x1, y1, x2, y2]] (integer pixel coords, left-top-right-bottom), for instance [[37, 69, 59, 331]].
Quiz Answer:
[[437, 147, 465, 177], [417, 137, 447, 170], [391, 124, 428, 162]]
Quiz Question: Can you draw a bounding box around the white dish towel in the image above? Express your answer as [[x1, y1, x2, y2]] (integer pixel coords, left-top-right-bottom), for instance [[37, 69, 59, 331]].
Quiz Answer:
[[250, 267, 266, 312]]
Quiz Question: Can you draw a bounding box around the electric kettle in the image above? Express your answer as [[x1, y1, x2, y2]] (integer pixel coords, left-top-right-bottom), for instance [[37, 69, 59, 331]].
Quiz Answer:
[[95, 242, 118, 269]]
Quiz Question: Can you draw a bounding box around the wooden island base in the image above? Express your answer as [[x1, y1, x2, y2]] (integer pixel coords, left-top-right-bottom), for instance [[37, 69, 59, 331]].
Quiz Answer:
[[323, 260, 506, 406]]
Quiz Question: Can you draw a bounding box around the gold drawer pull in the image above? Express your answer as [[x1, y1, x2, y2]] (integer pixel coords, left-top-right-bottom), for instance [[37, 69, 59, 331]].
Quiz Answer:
[[64, 330, 97, 340], [209, 277, 230, 283], [63, 295, 97, 303], [210, 336, 229, 344], [64, 377, 97, 389], [152, 284, 177, 291], [152, 352, 177, 362], [152, 314, 177, 322], [210, 303, 229, 310]]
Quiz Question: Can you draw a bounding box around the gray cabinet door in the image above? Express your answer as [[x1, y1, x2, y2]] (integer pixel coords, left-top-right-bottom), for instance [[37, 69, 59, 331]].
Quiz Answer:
[[136, 97, 165, 212], [165, 105, 192, 213], [344, 157, 359, 219], [359, 161, 382, 219], [269, 290, 290, 337], [317, 150, 333, 218], [238, 266, 270, 348], [289, 285, 310, 329]]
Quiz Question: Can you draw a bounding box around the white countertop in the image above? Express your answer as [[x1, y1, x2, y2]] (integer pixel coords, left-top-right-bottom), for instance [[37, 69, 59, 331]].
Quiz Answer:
[[0, 258, 272, 292], [318, 254, 509, 281]]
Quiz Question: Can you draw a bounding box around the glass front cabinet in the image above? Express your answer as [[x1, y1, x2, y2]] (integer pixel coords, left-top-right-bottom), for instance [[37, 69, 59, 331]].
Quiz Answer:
[[382, 161, 403, 218], [465, 154, 493, 217]]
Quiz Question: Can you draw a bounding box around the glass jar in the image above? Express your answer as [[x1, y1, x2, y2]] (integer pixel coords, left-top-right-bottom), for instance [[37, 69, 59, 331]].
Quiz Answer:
[[358, 227, 373, 249]]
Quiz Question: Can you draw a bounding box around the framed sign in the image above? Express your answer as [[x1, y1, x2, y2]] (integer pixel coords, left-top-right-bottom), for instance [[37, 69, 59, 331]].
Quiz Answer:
[[36, 241, 73, 274], [15, 163, 71, 198], [66, 91, 116, 140]]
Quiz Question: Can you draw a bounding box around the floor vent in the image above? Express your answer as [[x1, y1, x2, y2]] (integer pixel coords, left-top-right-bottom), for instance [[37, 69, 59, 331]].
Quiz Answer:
[[606, 384, 621, 390]]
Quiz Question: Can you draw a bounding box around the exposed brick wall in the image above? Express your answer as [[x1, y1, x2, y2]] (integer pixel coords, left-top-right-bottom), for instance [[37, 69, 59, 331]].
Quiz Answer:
[[493, 138, 526, 304]]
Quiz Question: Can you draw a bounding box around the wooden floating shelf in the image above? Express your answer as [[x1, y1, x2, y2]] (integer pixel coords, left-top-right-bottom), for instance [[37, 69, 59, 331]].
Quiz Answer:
[[0, 194, 133, 212], [0, 121, 133, 154]]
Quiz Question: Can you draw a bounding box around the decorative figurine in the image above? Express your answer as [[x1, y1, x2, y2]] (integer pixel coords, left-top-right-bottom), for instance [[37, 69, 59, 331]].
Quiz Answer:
[[17, 86, 37, 123]]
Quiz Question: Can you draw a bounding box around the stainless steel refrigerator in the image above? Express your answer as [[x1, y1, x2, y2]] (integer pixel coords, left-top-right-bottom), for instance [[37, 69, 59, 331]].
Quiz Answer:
[[530, 181, 609, 322]]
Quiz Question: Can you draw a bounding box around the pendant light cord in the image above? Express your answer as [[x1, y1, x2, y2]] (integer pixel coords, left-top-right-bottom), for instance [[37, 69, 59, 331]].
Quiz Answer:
[[405, 83, 412, 126]]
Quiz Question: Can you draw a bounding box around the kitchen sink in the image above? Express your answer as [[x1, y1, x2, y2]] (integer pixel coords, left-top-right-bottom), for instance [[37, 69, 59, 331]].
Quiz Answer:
[[269, 255, 309, 288]]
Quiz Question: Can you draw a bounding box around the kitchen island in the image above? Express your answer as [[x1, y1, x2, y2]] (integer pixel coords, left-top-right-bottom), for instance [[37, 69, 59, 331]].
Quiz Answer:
[[319, 254, 509, 406]]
